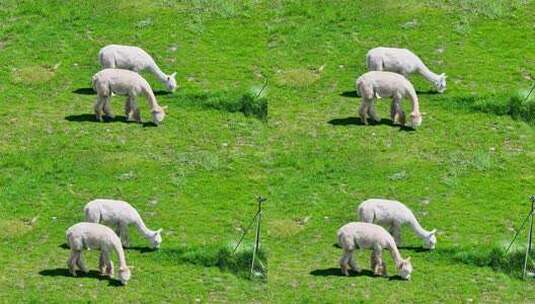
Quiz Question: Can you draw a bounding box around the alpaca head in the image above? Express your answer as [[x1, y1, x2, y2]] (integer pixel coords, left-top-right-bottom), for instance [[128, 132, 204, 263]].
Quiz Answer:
[[151, 106, 167, 125], [408, 112, 422, 128], [166, 72, 177, 92], [398, 257, 412, 280], [423, 229, 437, 249], [118, 266, 131, 285], [435, 73, 447, 93], [150, 229, 163, 249]]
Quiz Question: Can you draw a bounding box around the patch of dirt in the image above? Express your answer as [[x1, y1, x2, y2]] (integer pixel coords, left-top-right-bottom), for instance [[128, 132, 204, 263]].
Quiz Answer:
[[11, 66, 55, 85]]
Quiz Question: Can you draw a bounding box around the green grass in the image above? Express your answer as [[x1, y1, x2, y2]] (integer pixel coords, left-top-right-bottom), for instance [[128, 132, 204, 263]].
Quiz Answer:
[[0, 0, 268, 302], [3, 0, 535, 303], [266, 0, 535, 303]]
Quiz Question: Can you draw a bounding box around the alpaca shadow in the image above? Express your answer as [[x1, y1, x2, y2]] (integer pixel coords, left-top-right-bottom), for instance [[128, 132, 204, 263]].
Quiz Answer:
[[415, 89, 440, 95], [72, 87, 170, 96], [126, 246, 158, 253], [38, 268, 123, 286], [328, 117, 391, 126], [397, 246, 430, 253], [332, 243, 342, 249], [64, 114, 138, 124], [310, 268, 378, 278], [153, 90, 172, 96], [142, 121, 159, 128], [340, 90, 359, 98], [328, 117, 416, 132], [388, 275, 408, 281], [73, 87, 95, 95], [58, 243, 69, 250]]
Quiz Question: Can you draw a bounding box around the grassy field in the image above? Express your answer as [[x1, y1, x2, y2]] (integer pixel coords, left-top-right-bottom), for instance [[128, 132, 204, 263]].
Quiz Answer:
[[2, 0, 535, 303], [266, 0, 535, 303], [0, 1, 268, 302]]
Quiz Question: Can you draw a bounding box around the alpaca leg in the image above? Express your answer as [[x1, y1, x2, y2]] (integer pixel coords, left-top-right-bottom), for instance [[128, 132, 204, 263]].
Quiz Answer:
[[340, 249, 354, 276], [131, 98, 141, 123], [103, 97, 114, 119], [368, 100, 380, 123], [392, 222, 402, 246], [359, 100, 370, 125], [390, 96, 405, 125], [371, 248, 386, 276], [106, 259, 114, 277], [76, 251, 89, 274], [348, 250, 360, 273], [99, 251, 107, 275], [119, 223, 129, 248], [94, 96, 105, 122], [125, 96, 134, 121], [67, 250, 78, 276]]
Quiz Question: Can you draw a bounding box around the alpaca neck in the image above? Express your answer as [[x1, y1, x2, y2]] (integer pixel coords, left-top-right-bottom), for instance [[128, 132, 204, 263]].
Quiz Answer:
[[112, 239, 128, 268], [134, 217, 155, 239], [407, 88, 420, 114], [407, 215, 431, 240], [141, 86, 160, 111], [417, 64, 440, 84], [147, 63, 169, 84], [387, 240, 404, 267]]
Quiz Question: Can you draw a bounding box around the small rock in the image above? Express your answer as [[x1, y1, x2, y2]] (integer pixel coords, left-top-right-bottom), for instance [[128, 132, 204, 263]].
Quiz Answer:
[[168, 44, 178, 52], [339, 65, 344, 69]]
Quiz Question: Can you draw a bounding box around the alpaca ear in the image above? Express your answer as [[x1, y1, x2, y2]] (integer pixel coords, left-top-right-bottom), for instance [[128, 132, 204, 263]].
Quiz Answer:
[[171, 72, 176, 78], [430, 229, 437, 235], [161, 105, 168, 110], [406, 257, 411, 261], [157, 228, 163, 234]]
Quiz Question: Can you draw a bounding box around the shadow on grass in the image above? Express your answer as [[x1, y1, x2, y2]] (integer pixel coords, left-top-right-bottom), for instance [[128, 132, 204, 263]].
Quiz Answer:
[[38, 268, 123, 286], [415, 89, 440, 95], [73, 87, 95, 95], [72, 87, 171, 96], [154, 243, 267, 280], [58, 243, 69, 249], [397, 246, 431, 253], [126, 246, 158, 253], [328, 117, 416, 132], [310, 268, 378, 278], [64, 114, 141, 124], [340, 90, 359, 98]]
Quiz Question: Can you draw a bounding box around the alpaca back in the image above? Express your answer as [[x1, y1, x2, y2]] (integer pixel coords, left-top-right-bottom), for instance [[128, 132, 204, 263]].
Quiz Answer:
[[358, 199, 413, 224], [84, 199, 141, 225], [338, 222, 394, 250], [99, 44, 153, 71]]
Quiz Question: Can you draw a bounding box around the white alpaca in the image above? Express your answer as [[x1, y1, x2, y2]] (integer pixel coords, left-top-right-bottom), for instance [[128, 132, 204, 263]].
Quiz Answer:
[[367, 47, 447, 93], [85, 199, 163, 249], [337, 222, 412, 280], [91, 68, 166, 125], [356, 71, 422, 127], [66, 222, 131, 285], [358, 198, 437, 249], [99, 44, 177, 92]]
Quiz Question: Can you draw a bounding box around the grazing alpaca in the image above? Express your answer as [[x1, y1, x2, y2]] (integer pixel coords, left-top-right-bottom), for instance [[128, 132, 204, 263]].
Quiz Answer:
[[66, 222, 131, 285], [366, 47, 447, 93], [85, 199, 163, 249], [358, 198, 437, 249], [91, 68, 166, 125], [99, 44, 177, 92], [356, 71, 422, 127], [337, 222, 412, 280]]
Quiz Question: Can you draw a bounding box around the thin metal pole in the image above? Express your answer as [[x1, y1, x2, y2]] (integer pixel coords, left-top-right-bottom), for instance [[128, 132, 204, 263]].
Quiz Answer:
[[250, 197, 265, 277], [523, 200, 534, 279]]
